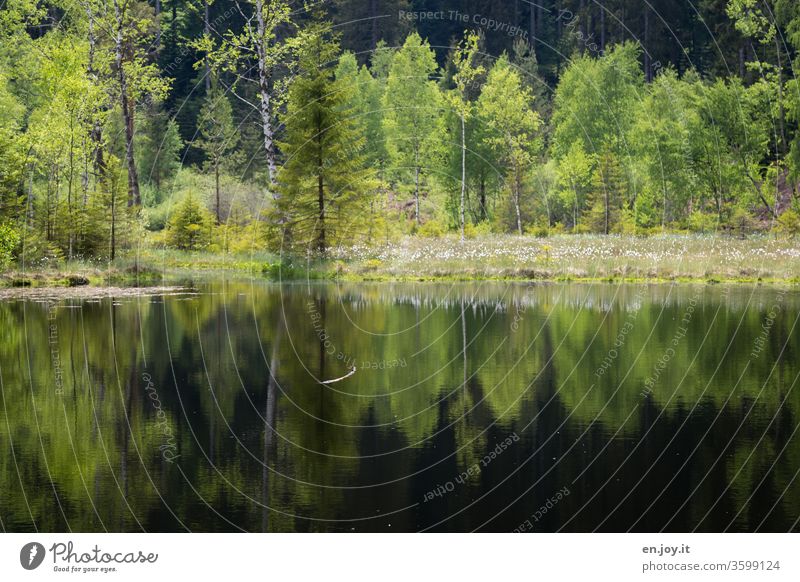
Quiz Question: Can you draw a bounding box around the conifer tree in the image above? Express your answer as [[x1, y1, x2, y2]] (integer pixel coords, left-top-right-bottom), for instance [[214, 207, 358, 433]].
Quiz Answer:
[[277, 22, 374, 254]]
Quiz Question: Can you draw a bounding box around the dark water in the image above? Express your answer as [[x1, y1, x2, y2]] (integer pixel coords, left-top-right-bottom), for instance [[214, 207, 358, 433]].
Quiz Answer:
[[1, 281, 799, 532]]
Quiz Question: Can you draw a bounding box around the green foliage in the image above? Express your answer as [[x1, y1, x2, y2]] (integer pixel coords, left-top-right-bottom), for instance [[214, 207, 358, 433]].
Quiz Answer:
[[383, 32, 446, 223], [0, 222, 20, 268], [776, 208, 800, 236], [727, 206, 758, 238], [688, 211, 720, 234], [551, 43, 643, 160], [584, 148, 627, 234], [136, 104, 183, 193], [478, 54, 542, 234], [277, 23, 376, 253], [417, 218, 447, 238], [197, 83, 238, 171], [335, 52, 386, 170], [166, 195, 214, 251], [1, 2, 800, 273]]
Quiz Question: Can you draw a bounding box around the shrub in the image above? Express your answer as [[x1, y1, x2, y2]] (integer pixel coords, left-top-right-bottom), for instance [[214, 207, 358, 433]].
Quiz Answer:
[[688, 210, 718, 234], [775, 209, 800, 237], [727, 207, 756, 238], [165, 195, 214, 251], [0, 222, 20, 269], [524, 222, 550, 237], [464, 221, 493, 238], [417, 218, 446, 238]]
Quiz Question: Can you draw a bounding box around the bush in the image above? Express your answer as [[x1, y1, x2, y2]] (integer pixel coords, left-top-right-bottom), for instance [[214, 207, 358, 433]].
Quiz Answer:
[[464, 221, 493, 238], [417, 218, 446, 238], [524, 222, 550, 237], [0, 222, 20, 269], [165, 195, 214, 251], [14, 227, 64, 266], [775, 209, 800, 237], [688, 210, 719, 234], [727, 207, 757, 238]]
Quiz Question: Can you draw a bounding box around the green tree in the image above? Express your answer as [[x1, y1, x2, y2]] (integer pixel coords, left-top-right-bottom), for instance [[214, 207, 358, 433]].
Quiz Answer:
[[551, 43, 643, 160], [136, 103, 183, 193], [382, 32, 445, 224], [556, 142, 595, 230], [701, 77, 776, 218], [630, 69, 698, 227], [0, 222, 20, 268], [477, 54, 542, 234], [202, 0, 300, 191], [585, 147, 627, 234], [166, 194, 214, 250], [197, 82, 238, 224], [277, 23, 374, 254], [445, 30, 484, 240]]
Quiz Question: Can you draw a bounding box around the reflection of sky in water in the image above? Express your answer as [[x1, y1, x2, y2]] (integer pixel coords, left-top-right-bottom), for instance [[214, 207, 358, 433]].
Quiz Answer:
[[0, 282, 798, 532]]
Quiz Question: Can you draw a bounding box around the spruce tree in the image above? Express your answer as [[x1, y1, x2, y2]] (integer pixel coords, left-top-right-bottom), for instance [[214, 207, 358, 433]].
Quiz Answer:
[[277, 22, 374, 254]]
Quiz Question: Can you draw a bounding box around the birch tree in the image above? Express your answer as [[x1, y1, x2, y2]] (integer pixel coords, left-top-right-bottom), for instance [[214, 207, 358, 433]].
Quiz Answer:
[[445, 31, 484, 241], [477, 55, 541, 234]]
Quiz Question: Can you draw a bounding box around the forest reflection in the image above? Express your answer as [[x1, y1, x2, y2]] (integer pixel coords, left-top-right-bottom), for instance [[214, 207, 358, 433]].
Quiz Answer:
[[1, 281, 798, 532]]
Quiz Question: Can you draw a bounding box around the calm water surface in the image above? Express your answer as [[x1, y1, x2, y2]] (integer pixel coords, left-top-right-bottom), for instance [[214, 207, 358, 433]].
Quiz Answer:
[[1, 281, 799, 532]]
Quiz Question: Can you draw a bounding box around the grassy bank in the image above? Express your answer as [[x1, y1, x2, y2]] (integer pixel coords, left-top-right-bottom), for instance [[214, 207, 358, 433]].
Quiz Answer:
[[327, 235, 800, 284], [2, 235, 799, 288]]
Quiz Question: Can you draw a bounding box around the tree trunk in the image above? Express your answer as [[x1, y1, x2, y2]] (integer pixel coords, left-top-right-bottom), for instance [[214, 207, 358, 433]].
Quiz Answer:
[[739, 46, 745, 78], [155, 0, 161, 49], [318, 147, 326, 253], [479, 175, 487, 221], [68, 128, 74, 260], [414, 158, 420, 225], [514, 168, 522, 235], [529, 1, 535, 42], [255, 0, 278, 188], [215, 162, 221, 224], [114, 0, 140, 207], [370, 0, 379, 50], [775, 36, 786, 155], [86, 4, 105, 188], [537, 2, 543, 36], [600, 4, 606, 54], [644, 9, 650, 81], [460, 112, 466, 241], [110, 175, 116, 261], [204, 0, 211, 92]]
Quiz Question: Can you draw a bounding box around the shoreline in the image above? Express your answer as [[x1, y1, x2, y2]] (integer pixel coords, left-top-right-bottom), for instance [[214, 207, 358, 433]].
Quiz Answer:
[[2, 267, 798, 290], [2, 235, 799, 290]]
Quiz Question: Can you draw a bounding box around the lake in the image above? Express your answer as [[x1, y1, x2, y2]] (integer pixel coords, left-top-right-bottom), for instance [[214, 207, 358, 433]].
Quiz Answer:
[[1, 281, 798, 532]]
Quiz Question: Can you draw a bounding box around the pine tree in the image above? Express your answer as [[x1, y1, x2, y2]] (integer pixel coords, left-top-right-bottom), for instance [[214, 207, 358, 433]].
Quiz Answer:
[[277, 22, 374, 254]]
